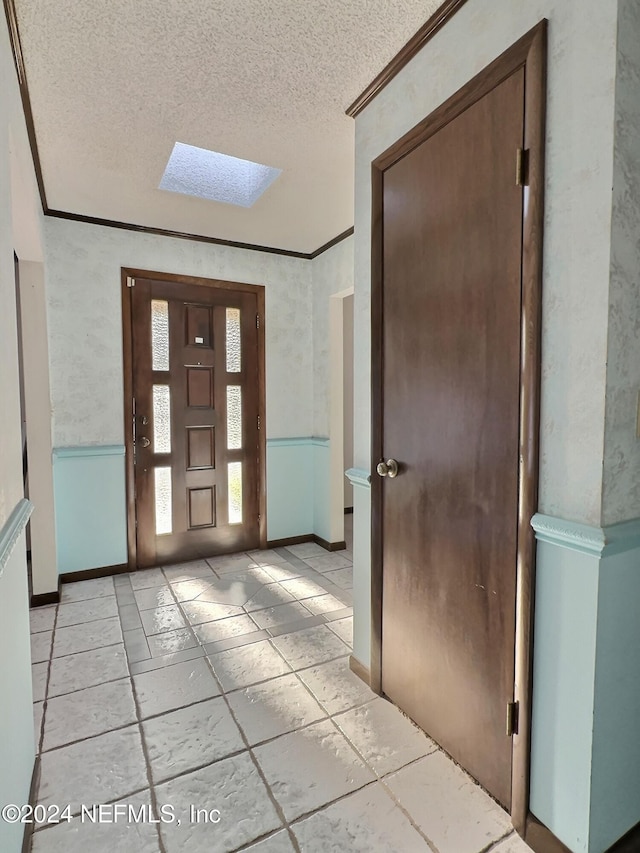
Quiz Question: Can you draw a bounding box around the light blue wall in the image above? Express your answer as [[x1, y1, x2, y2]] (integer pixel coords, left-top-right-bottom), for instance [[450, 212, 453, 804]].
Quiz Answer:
[[530, 513, 640, 853], [529, 536, 599, 852], [312, 438, 331, 543], [266, 438, 314, 541], [0, 503, 35, 853], [52, 439, 336, 570], [346, 468, 371, 669], [590, 535, 640, 852], [267, 437, 337, 544], [53, 446, 128, 574]]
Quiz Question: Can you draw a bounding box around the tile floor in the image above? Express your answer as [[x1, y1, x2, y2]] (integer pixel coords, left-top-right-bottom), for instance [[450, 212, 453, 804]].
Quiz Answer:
[[28, 521, 532, 853]]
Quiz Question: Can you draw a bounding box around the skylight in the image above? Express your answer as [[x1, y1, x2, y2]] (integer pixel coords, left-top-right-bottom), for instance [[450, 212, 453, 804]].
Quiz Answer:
[[159, 142, 281, 208]]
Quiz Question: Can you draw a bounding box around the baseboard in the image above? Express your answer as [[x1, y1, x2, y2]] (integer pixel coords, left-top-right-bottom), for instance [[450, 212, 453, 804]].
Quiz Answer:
[[524, 815, 572, 853], [313, 535, 347, 552], [267, 534, 314, 549], [21, 755, 40, 853], [30, 578, 61, 607], [60, 563, 129, 583], [525, 812, 640, 852], [349, 654, 370, 686], [344, 507, 353, 514], [267, 534, 347, 552]]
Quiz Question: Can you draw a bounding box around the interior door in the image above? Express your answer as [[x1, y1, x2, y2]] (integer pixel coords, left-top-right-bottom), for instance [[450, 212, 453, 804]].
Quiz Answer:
[[379, 69, 525, 808], [128, 275, 263, 567]]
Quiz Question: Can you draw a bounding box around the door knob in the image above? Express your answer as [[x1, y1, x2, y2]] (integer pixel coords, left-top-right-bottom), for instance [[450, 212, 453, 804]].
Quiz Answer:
[[376, 458, 399, 478], [139, 437, 151, 448]]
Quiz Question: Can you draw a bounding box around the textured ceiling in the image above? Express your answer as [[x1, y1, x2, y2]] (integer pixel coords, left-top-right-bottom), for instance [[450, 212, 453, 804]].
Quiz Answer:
[[14, 0, 444, 253]]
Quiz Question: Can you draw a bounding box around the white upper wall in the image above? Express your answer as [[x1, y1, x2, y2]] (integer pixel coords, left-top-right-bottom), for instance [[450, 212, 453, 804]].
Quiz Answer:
[[0, 10, 44, 524], [353, 0, 618, 527], [312, 236, 354, 437], [602, 0, 640, 526], [0, 16, 46, 852], [44, 217, 314, 447]]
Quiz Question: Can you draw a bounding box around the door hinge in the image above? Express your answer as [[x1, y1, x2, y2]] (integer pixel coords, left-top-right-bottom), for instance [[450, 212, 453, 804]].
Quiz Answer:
[[506, 700, 519, 737], [516, 148, 529, 187], [257, 415, 261, 430], [127, 276, 135, 288], [256, 313, 260, 329]]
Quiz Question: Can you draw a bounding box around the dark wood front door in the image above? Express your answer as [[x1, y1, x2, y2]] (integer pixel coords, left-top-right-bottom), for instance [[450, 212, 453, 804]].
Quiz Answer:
[[125, 272, 265, 568], [377, 69, 526, 808]]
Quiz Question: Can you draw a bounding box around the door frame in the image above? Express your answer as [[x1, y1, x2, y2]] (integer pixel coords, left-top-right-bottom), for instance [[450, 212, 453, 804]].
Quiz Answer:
[[370, 22, 546, 833], [121, 267, 267, 569]]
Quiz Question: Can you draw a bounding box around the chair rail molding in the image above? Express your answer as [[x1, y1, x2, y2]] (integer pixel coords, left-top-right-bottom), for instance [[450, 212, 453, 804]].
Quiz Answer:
[[531, 512, 640, 558], [0, 498, 34, 578], [345, 467, 371, 488]]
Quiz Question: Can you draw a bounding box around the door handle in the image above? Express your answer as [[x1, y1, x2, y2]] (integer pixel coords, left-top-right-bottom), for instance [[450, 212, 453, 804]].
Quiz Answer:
[[376, 458, 399, 478], [139, 437, 151, 448]]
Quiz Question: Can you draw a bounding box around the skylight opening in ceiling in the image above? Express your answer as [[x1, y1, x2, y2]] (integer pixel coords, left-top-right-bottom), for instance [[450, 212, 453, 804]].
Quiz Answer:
[[159, 142, 282, 208]]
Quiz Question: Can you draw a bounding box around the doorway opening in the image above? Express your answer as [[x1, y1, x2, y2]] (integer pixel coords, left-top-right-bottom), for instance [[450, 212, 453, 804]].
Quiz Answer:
[[370, 22, 546, 831], [328, 287, 355, 546]]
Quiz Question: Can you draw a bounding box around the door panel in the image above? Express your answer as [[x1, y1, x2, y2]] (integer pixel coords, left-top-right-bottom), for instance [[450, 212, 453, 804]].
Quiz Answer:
[[130, 277, 262, 567], [380, 69, 525, 808]]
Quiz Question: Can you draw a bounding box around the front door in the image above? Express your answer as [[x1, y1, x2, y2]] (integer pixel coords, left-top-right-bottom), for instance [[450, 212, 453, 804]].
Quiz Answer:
[[125, 272, 264, 568], [378, 69, 526, 808]]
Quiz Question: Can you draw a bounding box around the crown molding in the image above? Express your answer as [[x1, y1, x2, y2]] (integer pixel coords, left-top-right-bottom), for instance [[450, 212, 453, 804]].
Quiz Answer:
[[346, 0, 471, 118], [3, 0, 353, 260], [45, 209, 312, 259]]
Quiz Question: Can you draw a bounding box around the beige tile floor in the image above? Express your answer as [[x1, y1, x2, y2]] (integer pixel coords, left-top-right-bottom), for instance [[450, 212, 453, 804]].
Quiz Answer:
[[28, 523, 533, 853]]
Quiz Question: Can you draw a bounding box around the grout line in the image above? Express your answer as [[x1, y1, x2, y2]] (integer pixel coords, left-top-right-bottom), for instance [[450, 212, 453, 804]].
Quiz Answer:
[[46, 639, 123, 662], [39, 717, 141, 755], [317, 708, 442, 853], [376, 747, 441, 784], [47, 666, 130, 701], [30, 783, 152, 833], [285, 778, 380, 828], [113, 573, 164, 850], [482, 828, 518, 852], [169, 583, 300, 852], [127, 653, 168, 852], [129, 692, 224, 726], [34, 602, 59, 760], [199, 652, 302, 853], [145, 743, 247, 790], [129, 645, 205, 676], [229, 827, 296, 852]]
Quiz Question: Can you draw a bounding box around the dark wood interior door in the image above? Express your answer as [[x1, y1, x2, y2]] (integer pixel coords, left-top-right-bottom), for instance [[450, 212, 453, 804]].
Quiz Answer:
[[130, 276, 262, 567], [379, 69, 525, 808]]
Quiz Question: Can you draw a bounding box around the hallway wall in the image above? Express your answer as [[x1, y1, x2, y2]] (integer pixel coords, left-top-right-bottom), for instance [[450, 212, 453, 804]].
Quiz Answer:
[[45, 220, 355, 569], [0, 12, 47, 853], [352, 2, 623, 851], [602, 0, 640, 526]]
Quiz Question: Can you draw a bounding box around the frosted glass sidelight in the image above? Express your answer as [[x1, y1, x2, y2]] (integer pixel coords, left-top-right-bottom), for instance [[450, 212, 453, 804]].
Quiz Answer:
[[151, 300, 170, 371], [226, 386, 242, 449], [228, 462, 243, 524], [154, 468, 172, 534], [226, 308, 241, 372], [153, 385, 171, 453]]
